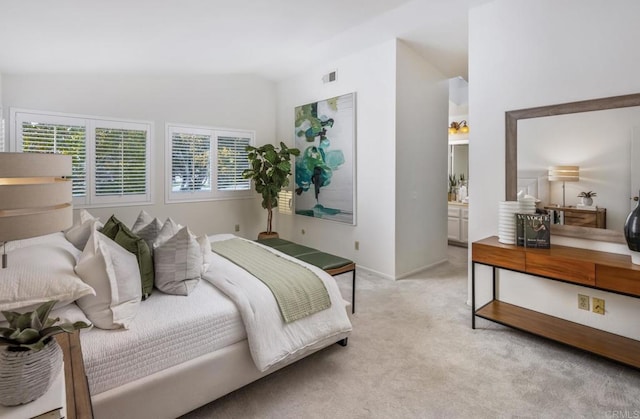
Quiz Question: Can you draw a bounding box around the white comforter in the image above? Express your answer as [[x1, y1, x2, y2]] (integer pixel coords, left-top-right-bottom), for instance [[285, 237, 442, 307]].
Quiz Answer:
[[204, 234, 352, 372]]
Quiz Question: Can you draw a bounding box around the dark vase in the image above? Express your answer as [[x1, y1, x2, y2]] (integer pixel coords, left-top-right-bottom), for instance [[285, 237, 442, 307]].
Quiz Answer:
[[624, 193, 640, 264]]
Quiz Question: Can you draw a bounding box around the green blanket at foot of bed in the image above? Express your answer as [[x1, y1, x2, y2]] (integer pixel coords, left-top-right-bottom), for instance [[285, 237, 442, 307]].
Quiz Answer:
[[210, 238, 331, 323]]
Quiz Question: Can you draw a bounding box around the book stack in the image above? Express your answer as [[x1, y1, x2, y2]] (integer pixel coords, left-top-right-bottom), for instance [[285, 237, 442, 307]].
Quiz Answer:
[[516, 213, 551, 248]]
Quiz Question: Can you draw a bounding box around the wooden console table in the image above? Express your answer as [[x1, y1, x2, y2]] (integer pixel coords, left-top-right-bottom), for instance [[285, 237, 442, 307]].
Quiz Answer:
[[472, 236, 640, 368], [55, 331, 93, 419]]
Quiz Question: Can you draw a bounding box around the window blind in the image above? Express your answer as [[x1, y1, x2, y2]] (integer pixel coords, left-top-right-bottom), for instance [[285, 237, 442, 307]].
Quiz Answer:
[[20, 121, 87, 196], [171, 132, 211, 192], [95, 127, 147, 196], [217, 135, 251, 191]]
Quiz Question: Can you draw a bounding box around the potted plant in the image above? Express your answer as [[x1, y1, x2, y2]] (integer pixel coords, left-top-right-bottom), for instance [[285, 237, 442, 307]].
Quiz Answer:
[[243, 142, 300, 239], [577, 191, 597, 206], [0, 300, 90, 406], [448, 174, 458, 201]]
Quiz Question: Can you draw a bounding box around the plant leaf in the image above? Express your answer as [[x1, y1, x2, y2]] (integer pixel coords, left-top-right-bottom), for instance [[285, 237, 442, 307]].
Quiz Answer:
[[35, 300, 56, 325], [22, 341, 46, 351], [43, 317, 59, 329], [16, 313, 32, 331], [1, 311, 21, 327], [0, 336, 14, 345], [14, 328, 40, 344], [30, 311, 42, 331]]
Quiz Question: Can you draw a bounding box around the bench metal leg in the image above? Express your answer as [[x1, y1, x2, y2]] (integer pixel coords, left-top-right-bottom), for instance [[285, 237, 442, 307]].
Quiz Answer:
[[352, 268, 356, 314]]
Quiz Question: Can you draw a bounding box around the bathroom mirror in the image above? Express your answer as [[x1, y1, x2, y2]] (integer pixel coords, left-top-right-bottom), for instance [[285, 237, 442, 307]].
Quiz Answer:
[[449, 143, 468, 182], [505, 93, 640, 243]]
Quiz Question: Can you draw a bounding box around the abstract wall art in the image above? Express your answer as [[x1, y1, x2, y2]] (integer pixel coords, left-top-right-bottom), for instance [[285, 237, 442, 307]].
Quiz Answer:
[[294, 92, 356, 225]]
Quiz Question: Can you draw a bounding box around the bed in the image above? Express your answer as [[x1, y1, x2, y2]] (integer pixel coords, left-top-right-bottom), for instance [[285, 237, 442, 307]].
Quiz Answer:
[[0, 224, 352, 419]]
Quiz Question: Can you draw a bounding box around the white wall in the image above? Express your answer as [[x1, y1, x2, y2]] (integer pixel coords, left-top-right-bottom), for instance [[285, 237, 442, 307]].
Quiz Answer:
[[395, 41, 448, 277], [469, 0, 640, 339], [276, 40, 397, 277], [276, 39, 448, 279], [1, 74, 275, 238]]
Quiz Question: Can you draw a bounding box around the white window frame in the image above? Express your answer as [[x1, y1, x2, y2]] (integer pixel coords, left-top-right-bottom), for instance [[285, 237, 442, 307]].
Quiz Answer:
[[165, 123, 255, 203], [10, 108, 153, 208]]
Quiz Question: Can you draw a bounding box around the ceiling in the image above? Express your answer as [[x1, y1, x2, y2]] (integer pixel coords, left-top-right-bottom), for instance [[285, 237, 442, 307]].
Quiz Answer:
[[0, 0, 494, 81]]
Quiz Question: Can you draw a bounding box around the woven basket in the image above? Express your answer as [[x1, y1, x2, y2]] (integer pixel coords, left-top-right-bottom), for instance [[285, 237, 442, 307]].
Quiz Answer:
[[0, 338, 63, 406]]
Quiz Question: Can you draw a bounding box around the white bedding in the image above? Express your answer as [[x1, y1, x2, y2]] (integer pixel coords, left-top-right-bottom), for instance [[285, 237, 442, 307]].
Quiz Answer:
[[205, 234, 353, 372], [80, 280, 245, 395]]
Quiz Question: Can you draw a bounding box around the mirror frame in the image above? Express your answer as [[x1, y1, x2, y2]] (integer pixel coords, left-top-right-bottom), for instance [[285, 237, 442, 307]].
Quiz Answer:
[[505, 92, 640, 243]]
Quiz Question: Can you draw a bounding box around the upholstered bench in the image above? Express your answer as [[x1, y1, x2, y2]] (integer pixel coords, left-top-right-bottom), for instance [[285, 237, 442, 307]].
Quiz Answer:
[[257, 238, 356, 313]]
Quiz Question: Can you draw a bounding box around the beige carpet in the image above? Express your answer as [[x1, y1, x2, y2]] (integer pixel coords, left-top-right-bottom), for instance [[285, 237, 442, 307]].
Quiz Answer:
[[182, 246, 640, 419]]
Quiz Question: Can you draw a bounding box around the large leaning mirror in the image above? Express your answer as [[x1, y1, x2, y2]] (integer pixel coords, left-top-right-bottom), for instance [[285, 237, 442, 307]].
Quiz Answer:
[[506, 93, 640, 243]]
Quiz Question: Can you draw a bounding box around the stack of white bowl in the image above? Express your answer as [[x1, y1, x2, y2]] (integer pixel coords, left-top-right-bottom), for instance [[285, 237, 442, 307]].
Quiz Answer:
[[498, 201, 520, 244], [518, 195, 537, 214]]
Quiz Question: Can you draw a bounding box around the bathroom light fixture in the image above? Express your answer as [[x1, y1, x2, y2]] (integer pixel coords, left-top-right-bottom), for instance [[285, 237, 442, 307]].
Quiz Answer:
[[448, 120, 469, 135]]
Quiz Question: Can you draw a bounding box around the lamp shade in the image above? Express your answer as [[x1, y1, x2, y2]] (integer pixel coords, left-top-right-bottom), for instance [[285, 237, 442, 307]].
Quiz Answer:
[[548, 165, 580, 182], [0, 152, 73, 242]]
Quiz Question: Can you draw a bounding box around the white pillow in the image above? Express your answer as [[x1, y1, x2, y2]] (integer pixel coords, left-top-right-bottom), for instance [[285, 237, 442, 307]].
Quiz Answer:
[[154, 227, 201, 295], [65, 218, 100, 250], [4, 232, 69, 253], [79, 209, 103, 227], [153, 218, 183, 249], [131, 210, 154, 232], [75, 230, 142, 329], [0, 240, 96, 312], [134, 217, 163, 251]]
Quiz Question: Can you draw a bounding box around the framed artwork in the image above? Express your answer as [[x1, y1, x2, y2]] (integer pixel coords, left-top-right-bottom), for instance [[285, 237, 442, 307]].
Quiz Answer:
[[294, 92, 356, 225]]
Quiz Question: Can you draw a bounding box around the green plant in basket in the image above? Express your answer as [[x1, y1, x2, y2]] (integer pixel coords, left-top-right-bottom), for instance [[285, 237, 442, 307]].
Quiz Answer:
[[0, 300, 90, 351]]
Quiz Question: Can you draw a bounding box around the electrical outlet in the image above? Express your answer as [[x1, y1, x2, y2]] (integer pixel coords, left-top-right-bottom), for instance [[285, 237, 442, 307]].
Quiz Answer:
[[592, 297, 605, 315], [578, 294, 590, 310], [234, 224, 240, 232], [355, 241, 359, 250]]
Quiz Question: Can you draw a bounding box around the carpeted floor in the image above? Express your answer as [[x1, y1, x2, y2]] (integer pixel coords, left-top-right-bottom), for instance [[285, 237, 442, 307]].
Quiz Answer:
[[182, 246, 640, 419]]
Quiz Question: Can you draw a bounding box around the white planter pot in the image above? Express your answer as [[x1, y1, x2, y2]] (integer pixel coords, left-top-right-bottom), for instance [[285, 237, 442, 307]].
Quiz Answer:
[[580, 197, 593, 206], [0, 338, 63, 406]]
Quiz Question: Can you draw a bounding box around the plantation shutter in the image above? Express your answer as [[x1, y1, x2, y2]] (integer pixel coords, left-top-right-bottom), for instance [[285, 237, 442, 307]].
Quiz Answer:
[[20, 121, 87, 197], [95, 127, 147, 196], [171, 132, 212, 192], [217, 135, 251, 191]]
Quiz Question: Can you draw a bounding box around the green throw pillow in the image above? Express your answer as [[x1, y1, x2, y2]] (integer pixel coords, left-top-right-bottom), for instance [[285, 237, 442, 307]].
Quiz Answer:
[[100, 215, 154, 300], [100, 215, 121, 240]]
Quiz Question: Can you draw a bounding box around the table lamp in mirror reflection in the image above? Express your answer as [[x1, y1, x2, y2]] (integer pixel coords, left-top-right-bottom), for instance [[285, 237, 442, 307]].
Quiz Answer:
[[0, 152, 73, 268], [548, 165, 580, 207]]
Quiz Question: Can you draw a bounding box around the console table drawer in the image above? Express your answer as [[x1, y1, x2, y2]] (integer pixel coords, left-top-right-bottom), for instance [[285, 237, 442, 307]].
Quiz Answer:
[[596, 265, 640, 296], [526, 253, 595, 285], [564, 212, 597, 228], [472, 242, 525, 271]]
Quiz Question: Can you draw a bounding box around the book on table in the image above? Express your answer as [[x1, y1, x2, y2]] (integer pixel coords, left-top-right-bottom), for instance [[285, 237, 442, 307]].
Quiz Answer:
[[516, 213, 550, 248]]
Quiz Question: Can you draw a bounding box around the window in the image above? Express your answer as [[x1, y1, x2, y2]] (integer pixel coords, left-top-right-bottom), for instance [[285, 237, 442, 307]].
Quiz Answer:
[[11, 109, 152, 207], [217, 135, 251, 191], [166, 124, 254, 203]]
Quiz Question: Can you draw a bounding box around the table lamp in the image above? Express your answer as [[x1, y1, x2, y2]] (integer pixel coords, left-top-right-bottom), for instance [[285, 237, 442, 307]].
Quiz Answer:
[[548, 165, 580, 207], [0, 152, 73, 268]]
